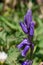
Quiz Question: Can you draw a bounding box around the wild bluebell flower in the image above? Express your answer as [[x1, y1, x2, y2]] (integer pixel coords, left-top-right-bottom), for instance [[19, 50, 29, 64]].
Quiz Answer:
[[17, 9, 34, 65], [22, 60, 33, 65], [17, 38, 34, 57], [20, 10, 34, 36], [17, 39, 29, 49]]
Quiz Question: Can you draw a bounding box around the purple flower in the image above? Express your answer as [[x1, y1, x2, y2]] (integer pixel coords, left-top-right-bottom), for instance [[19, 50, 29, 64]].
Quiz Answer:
[[22, 60, 33, 65], [20, 10, 34, 36], [21, 45, 30, 57], [29, 22, 34, 36], [24, 10, 32, 28], [17, 9, 34, 65], [17, 39, 34, 57], [20, 22, 28, 34], [17, 39, 30, 49]]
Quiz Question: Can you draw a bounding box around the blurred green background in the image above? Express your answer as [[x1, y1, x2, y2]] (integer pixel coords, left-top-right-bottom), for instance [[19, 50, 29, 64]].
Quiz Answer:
[[0, 0, 43, 65]]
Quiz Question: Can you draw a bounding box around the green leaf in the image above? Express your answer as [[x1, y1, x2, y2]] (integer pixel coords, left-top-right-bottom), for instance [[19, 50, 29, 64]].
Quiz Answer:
[[39, 40, 43, 48], [33, 57, 39, 65]]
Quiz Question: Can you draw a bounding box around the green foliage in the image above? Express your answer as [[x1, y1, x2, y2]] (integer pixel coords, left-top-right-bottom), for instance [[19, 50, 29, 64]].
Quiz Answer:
[[6, 46, 20, 65], [0, 1, 43, 65]]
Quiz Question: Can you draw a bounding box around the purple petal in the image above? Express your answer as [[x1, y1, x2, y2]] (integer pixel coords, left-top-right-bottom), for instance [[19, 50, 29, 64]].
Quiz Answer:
[[27, 10, 32, 22], [21, 45, 30, 57], [22, 60, 32, 65], [24, 10, 32, 28], [17, 39, 28, 49], [29, 22, 34, 36], [22, 60, 28, 65], [20, 22, 28, 34]]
